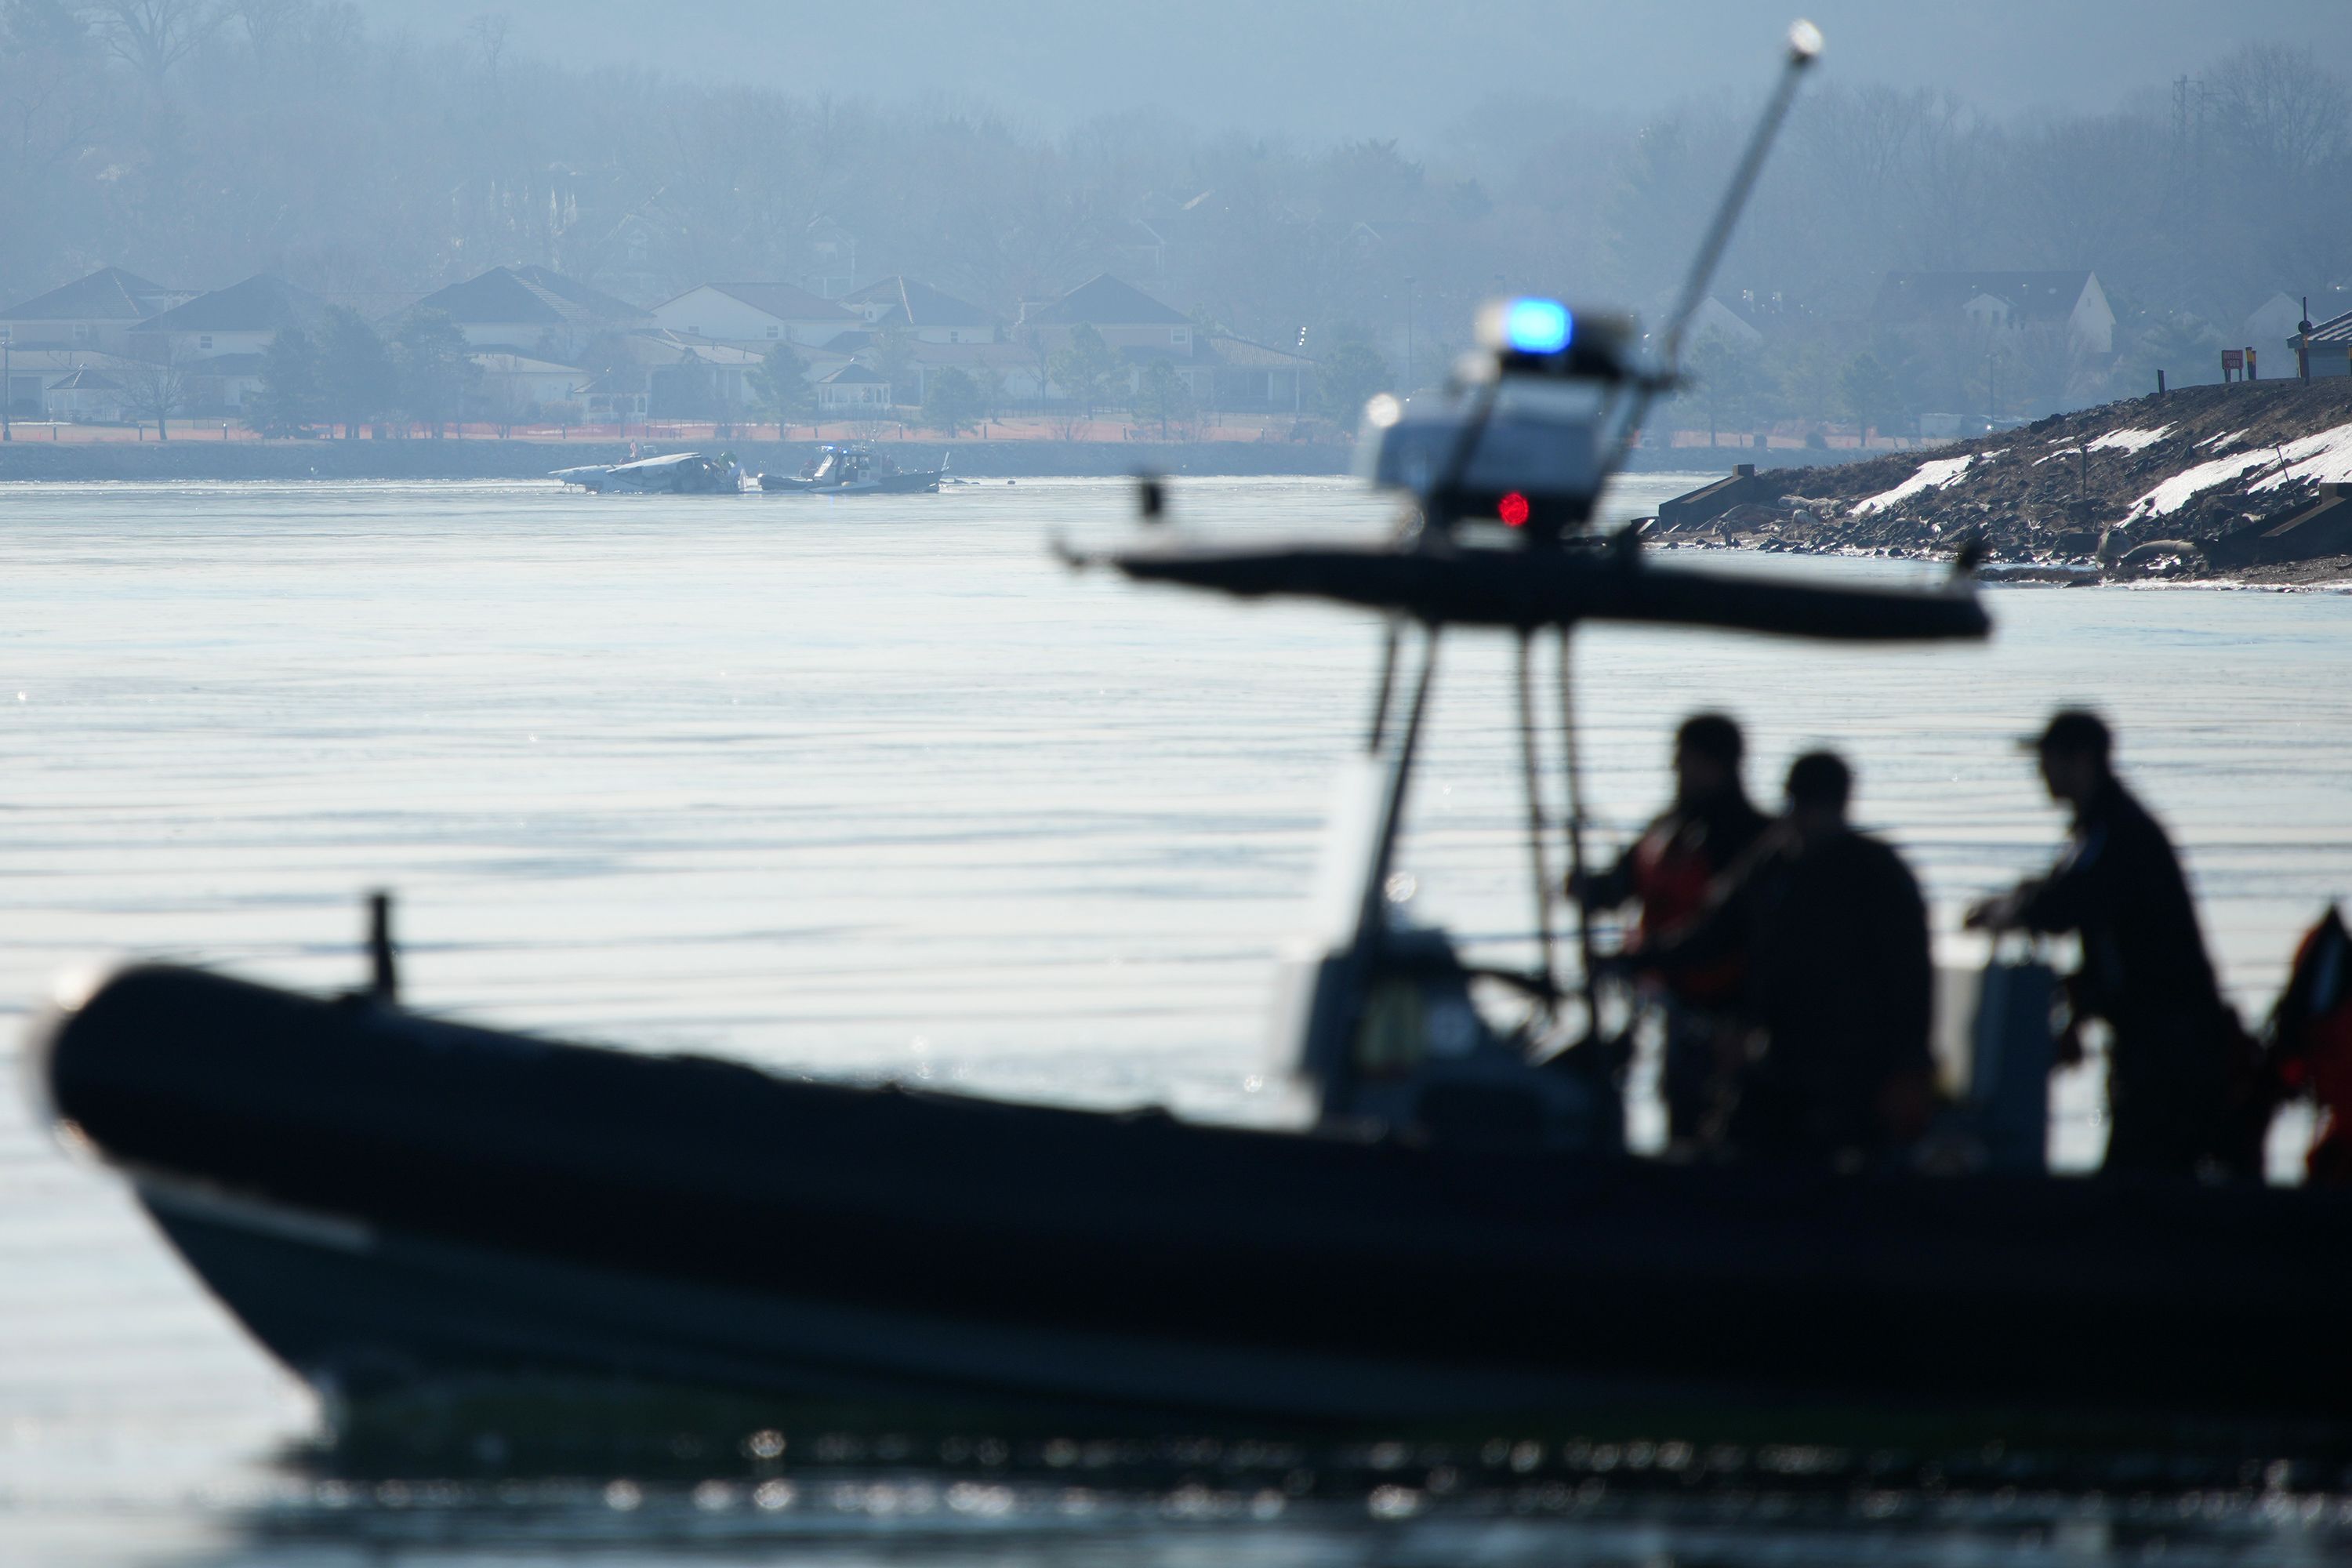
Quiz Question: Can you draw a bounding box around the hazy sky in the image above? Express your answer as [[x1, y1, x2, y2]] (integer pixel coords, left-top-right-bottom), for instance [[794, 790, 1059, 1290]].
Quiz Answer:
[[369, 0, 2352, 143]]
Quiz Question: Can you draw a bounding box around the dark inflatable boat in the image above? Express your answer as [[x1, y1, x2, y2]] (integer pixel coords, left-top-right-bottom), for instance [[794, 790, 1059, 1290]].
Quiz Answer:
[[28, 961, 2352, 1432]]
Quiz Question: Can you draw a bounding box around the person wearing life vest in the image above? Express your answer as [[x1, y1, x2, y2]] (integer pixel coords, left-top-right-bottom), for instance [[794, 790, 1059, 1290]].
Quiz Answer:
[[1576, 713, 1769, 1146], [1965, 710, 2245, 1178]]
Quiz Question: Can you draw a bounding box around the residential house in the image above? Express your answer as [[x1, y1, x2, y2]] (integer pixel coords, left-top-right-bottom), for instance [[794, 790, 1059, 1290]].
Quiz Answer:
[[649, 282, 858, 349], [1196, 334, 1314, 412], [1018, 273, 1196, 361], [2245, 291, 2307, 348], [408, 265, 647, 361], [0, 347, 142, 419], [575, 373, 648, 423], [1687, 296, 1766, 350], [468, 352, 586, 418], [0, 267, 192, 354], [815, 360, 891, 414], [890, 341, 1044, 408], [839, 276, 997, 344], [132, 274, 334, 414], [1110, 218, 1168, 284], [1868, 270, 2115, 356]]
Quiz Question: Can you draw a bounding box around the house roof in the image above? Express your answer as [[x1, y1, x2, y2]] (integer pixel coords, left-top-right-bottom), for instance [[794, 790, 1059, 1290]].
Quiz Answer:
[[820, 361, 887, 383], [624, 330, 765, 366], [1869, 271, 2098, 326], [1203, 333, 1314, 369], [841, 275, 993, 329], [900, 341, 1034, 368], [412, 266, 643, 331], [1028, 273, 1189, 327], [670, 281, 857, 324], [45, 368, 122, 390], [0, 266, 181, 322], [2307, 309, 2352, 348], [471, 352, 581, 374], [0, 348, 143, 372], [508, 266, 645, 319], [139, 274, 331, 335]]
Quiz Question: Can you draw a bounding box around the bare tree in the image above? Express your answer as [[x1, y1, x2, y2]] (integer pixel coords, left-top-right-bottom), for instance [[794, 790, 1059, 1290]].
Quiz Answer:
[[2209, 42, 2350, 178], [469, 12, 507, 89], [121, 343, 196, 441], [91, 0, 225, 94]]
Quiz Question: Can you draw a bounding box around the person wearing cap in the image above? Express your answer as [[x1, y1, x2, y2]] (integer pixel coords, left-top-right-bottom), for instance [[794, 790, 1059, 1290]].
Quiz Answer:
[[1575, 713, 1769, 1147], [1965, 710, 2236, 1177], [1656, 750, 1935, 1162]]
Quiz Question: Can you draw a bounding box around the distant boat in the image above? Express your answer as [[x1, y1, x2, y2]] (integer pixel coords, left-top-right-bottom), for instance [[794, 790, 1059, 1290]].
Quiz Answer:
[[552, 452, 745, 494], [758, 443, 944, 495]]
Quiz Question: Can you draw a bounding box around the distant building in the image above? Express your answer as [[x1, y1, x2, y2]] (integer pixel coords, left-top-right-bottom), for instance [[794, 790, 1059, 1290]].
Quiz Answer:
[[1869, 270, 2114, 356], [815, 360, 891, 414], [839, 276, 997, 344], [2295, 309, 2352, 379], [133, 274, 334, 413], [1196, 333, 1314, 412], [0, 267, 193, 354], [0, 347, 144, 420], [1018, 273, 1196, 361], [649, 282, 858, 349], [2245, 291, 2307, 348], [1687, 297, 1766, 350], [408, 266, 648, 361], [41, 366, 128, 423], [468, 352, 584, 417]]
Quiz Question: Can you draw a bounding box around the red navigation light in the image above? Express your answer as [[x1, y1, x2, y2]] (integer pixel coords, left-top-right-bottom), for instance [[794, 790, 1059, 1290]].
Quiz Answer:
[[1499, 491, 1531, 528]]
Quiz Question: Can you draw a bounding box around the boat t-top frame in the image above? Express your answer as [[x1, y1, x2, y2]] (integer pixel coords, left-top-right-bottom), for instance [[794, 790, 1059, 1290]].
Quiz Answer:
[[1078, 22, 1991, 1145]]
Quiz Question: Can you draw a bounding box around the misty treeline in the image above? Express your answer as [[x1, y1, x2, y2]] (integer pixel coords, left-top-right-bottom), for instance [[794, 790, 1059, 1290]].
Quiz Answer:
[[5, 0, 2347, 429]]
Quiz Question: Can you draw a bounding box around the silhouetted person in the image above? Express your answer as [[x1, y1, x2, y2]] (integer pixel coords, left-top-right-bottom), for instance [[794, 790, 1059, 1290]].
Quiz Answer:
[[1577, 713, 1768, 1145], [1965, 710, 2234, 1177], [1668, 751, 1934, 1163]]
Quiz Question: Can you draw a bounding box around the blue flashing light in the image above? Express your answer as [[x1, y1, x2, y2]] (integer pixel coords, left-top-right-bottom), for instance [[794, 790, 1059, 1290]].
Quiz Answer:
[[1503, 297, 1572, 355]]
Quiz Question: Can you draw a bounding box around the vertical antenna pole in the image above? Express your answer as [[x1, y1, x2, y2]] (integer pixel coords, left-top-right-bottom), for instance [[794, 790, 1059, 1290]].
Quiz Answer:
[[1353, 630, 1440, 975], [1366, 619, 1401, 751], [368, 891, 397, 1002], [1515, 636, 1558, 1001], [1556, 629, 1602, 1036], [1603, 20, 1823, 463]]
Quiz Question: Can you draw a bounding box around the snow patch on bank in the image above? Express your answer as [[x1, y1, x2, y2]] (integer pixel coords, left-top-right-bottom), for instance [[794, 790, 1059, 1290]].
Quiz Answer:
[[2249, 421, 2352, 492], [2197, 428, 2249, 450], [2125, 419, 2352, 522], [1852, 452, 1998, 514], [2085, 425, 2172, 454]]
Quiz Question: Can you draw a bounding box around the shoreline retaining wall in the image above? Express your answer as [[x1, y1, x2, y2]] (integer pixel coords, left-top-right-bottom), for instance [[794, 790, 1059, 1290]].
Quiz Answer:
[[0, 436, 1880, 484]]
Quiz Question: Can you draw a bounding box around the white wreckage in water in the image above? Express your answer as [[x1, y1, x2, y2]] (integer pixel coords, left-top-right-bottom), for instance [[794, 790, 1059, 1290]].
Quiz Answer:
[[551, 451, 747, 494]]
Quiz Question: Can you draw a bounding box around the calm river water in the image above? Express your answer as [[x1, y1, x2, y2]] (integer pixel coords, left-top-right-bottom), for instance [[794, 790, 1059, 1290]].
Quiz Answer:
[[5, 475, 2352, 1564]]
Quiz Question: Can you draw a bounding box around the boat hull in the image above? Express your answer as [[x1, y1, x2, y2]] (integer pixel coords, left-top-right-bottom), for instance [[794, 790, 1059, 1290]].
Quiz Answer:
[[31, 964, 2352, 1432]]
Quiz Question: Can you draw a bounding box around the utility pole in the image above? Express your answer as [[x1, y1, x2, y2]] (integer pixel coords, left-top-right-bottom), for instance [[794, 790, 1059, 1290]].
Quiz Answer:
[[1403, 275, 1415, 396]]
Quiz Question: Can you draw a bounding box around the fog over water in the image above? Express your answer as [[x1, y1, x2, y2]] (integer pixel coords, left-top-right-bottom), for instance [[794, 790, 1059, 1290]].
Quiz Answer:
[[4, 476, 2352, 1562], [364, 1, 2352, 141]]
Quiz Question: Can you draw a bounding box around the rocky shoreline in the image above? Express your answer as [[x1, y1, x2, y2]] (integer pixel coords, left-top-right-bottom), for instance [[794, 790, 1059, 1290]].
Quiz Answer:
[[1646, 379, 2352, 585]]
